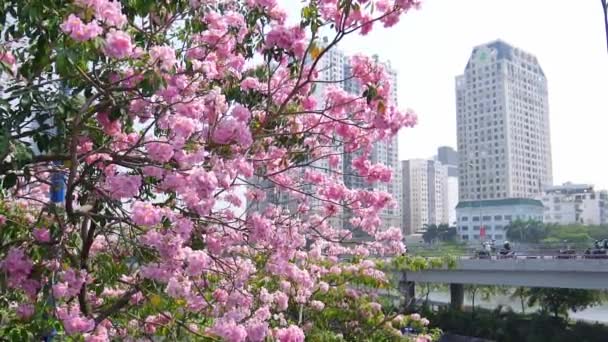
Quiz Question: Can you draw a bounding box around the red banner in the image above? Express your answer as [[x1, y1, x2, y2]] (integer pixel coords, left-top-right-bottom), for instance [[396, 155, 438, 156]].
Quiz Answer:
[[480, 226, 486, 238]]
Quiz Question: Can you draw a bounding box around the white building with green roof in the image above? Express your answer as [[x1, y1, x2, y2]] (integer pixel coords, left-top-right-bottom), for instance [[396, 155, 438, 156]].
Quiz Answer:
[[456, 198, 544, 242]]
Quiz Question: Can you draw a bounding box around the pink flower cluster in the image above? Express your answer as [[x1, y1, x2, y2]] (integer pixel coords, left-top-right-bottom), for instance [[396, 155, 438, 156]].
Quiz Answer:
[[0, 50, 15, 65], [57, 305, 95, 335], [53, 269, 87, 299], [33, 227, 51, 242], [60, 14, 103, 42], [150, 45, 176, 71], [265, 25, 307, 58], [104, 173, 141, 199], [1, 248, 33, 289], [75, 0, 127, 28], [103, 29, 133, 59], [275, 325, 305, 342]]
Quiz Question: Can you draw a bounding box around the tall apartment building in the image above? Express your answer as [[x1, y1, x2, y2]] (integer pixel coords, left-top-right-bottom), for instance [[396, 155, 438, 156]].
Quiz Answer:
[[540, 183, 608, 225], [436, 146, 459, 225], [401, 159, 449, 236], [342, 54, 401, 233], [456, 40, 553, 202], [264, 39, 402, 237]]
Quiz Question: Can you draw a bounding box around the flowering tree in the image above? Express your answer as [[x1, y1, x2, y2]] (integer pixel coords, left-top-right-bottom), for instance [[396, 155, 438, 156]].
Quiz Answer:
[[0, 0, 438, 340]]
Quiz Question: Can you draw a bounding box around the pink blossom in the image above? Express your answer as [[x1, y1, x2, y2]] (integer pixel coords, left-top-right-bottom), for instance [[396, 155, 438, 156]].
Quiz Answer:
[[16, 303, 35, 319], [146, 141, 174, 163], [33, 228, 51, 243], [410, 313, 421, 321], [0, 214, 6, 225], [103, 29, 133, 59], [84, 325, 110, 342], [416, 335, 432, 342], [275, 325, 305, 342], [60, 14, 103, 41], [212, 119, 252, 147], [0, 50, 16, 65], [241, 77, 261, 91], [96, 112, 122, 136], [369, 302, 382, 313], [171, 116, 196, 140], [310, 300, 325, 311], [59, 306, 95, 335], [213, 288, 229, 303], [246, 321, 268, 342], [232, 105, 251, 122], [142, 166, 165, 178], [53, 269, 87, 299], [104, 174, 141, 199], [95, 0, 127, 28], [420, 318, 430, 326], [150, 45, 176, 70], [185, 250, 209, 276], [318, 281, 329, 293], [1, 248, 33, 289], [273, 291, 289, 311], [131, 201, 162, 227], [208, 320, 247, 342]]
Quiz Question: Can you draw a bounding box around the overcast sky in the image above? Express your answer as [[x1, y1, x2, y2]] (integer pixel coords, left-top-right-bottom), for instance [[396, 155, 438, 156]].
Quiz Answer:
[[282, 0, 608, 190]]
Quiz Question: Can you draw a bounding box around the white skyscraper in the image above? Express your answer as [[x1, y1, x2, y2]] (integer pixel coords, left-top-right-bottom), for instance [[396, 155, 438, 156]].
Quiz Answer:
[[401, 159, 449, 236], [255, 40, 402, 236], [456, 40, 553, 202], [342, 54, 401, 234]]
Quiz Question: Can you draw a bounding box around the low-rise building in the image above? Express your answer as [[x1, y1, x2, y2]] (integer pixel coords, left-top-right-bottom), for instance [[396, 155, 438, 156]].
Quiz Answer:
[[539, 183, 608, 225], [456, 198, 544, 243]]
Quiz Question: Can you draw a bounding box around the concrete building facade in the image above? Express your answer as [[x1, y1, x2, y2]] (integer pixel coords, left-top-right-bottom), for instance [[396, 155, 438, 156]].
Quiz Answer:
[[456, 40, 553, 202], [539, 183, 608, 225], [437, 146, 459, 225], [402, 159, 449, 236], [343, 53, 401, 233], [456, 198, 544, 242]]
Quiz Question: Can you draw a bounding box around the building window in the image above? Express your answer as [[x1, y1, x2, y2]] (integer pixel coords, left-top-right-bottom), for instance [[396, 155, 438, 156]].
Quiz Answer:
[[504, 215, 513, 221], [461, 226, 469, 231], [472, 216, 480, 222], [462, 235, 469, 240], [482, 216, 492, 221], [473, 226, 480, 231], [494, 215, 503, 220], [461, 216, 469, 222]]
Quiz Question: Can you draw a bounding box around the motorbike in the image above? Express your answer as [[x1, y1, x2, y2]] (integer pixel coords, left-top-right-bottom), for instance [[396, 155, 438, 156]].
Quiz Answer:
[[583, 240, 608, 259]]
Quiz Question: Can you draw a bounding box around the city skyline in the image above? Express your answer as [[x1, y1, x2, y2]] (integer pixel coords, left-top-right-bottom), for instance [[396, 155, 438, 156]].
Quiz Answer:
[[282, 0, 608, 190]]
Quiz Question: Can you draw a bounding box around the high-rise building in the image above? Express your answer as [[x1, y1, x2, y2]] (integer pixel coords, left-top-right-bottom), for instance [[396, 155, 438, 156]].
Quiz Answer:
[[436, 146, 459, 224], [456, 40, 553, 202], [341, 52, 401, 234], [401, 159, 449, 236], [262, 38, 402, 237]]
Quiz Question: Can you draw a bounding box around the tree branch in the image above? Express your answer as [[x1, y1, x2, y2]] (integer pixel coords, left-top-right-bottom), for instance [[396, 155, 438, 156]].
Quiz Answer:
[[603, 0, 608, 53]]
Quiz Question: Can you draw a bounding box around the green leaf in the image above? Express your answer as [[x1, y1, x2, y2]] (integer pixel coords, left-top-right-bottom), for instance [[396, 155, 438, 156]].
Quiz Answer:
[[2, 173, 17, 189]]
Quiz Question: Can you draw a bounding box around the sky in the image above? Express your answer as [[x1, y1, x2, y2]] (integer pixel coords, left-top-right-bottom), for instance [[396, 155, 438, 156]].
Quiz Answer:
[[281, 0, 608, 190]]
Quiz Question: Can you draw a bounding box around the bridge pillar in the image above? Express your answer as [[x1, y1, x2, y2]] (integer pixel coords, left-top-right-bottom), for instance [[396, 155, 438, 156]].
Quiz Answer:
[[398, 273, 416, 309], [450, 283, 464, 311]]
